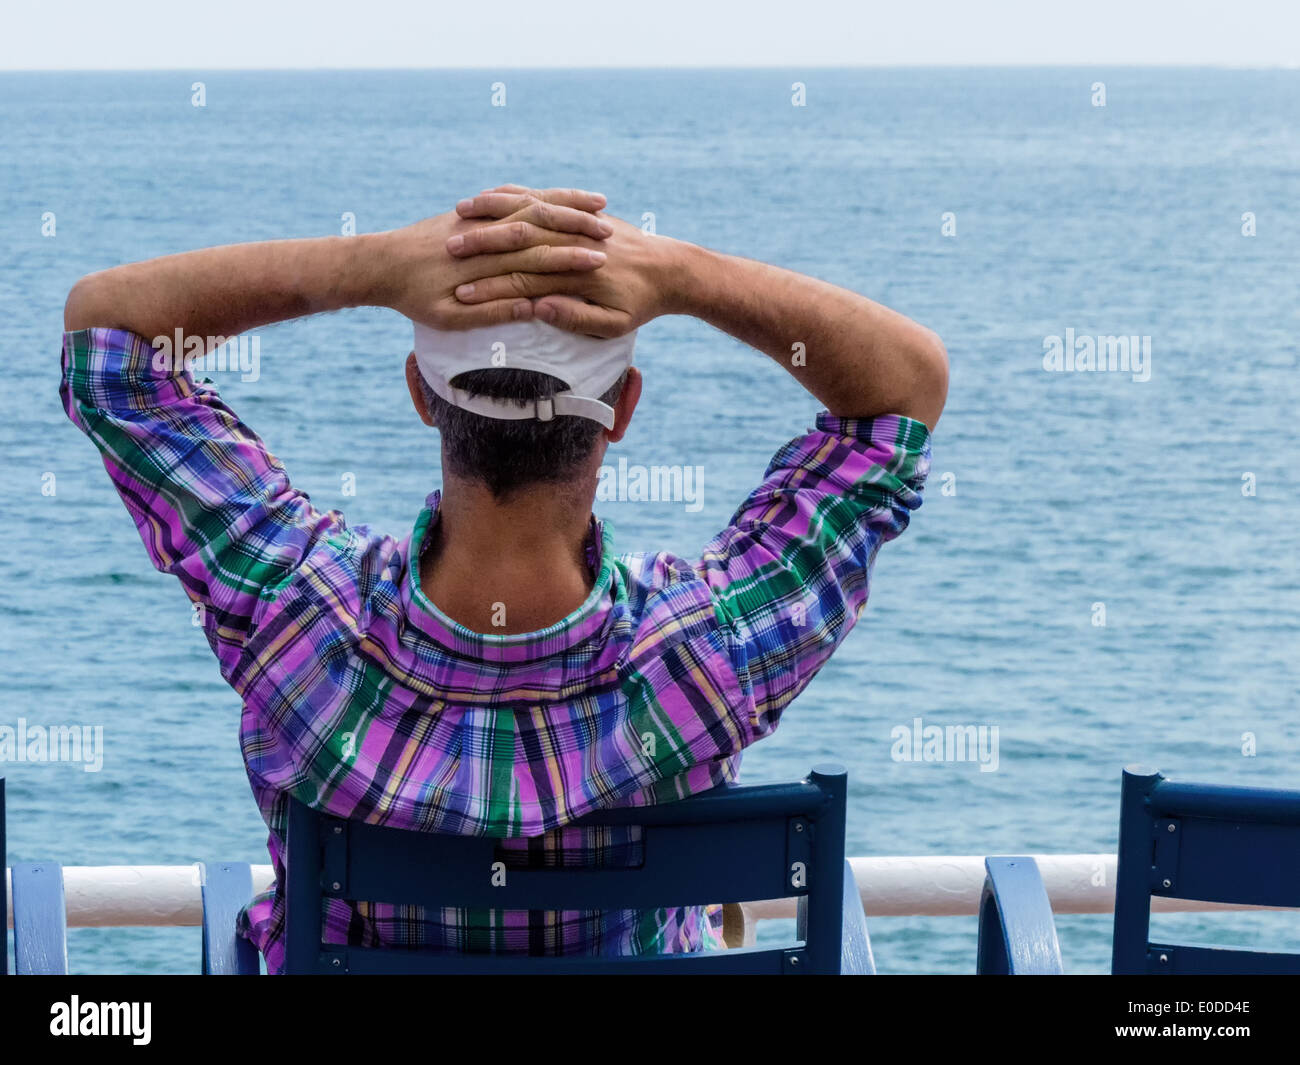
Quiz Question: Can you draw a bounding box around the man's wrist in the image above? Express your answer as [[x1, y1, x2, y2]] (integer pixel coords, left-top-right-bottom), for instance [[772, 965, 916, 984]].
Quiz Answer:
[[659, 240, 724, 320], [341, 232, 402, 310]]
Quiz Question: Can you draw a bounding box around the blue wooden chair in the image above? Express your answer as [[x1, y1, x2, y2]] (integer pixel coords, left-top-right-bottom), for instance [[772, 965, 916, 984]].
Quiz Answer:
[[1112, 765, 1300, 974], [976, 856, 1063, 974], [979, 765, 1300, 974], [201, 762, 873, 974], [1, 777, 70, 975]]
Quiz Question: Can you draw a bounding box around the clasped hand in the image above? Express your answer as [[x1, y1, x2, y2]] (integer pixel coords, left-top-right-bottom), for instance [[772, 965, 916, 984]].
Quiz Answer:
[[385, 184, 678, 338]]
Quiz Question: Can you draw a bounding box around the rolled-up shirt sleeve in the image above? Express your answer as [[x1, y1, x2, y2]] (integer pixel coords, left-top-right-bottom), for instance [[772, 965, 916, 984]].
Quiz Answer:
[[60, 327, 344, 688], [697, 412, 931, 739]]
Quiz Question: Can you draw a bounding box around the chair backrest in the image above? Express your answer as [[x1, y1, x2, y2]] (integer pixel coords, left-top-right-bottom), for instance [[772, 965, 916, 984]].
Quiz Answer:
[[1112, 765, 1300, 974], [284, 763, 849, 973]]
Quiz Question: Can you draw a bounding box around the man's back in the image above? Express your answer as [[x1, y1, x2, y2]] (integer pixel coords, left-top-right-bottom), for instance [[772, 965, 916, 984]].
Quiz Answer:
[[221, 418, 926, 971]]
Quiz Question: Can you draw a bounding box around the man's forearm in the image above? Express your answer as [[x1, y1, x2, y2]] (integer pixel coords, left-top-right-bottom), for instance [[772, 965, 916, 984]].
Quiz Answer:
[[668, 242, 948, 428], [64, 234, 395, 346]]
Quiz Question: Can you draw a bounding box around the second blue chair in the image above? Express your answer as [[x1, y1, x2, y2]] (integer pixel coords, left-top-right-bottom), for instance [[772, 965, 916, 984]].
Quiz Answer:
[[979, 764, 1300, 974]]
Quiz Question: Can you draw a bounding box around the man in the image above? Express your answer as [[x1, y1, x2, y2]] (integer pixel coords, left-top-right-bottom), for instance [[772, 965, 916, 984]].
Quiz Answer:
[[62, 184, 947, 971]]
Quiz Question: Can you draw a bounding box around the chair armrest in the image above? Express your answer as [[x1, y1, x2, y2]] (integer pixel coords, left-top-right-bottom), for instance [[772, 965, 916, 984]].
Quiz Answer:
[[200, 862, 260, 975], [977, 856, 1063, 974], [11, 862, 68, 975], [840, 860, 876, 975]]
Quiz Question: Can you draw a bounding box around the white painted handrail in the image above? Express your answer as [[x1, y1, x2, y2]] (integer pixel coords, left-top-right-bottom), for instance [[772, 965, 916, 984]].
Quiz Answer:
[[3, 856, 1285, 929]]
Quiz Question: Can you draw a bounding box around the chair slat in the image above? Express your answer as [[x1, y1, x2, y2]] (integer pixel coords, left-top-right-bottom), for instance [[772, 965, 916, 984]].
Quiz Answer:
[[1145, 943, 1300, 975], [564, 781, 828, 826], [1155, 818, 1300, 909], [1151, 782, 1300, 825], [343, 816, 799, 910], [330, 943, 794, 975]]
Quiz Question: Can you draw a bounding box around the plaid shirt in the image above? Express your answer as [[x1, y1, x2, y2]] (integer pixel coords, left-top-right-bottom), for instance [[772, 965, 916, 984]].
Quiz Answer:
[[60, 326, 931, 972]]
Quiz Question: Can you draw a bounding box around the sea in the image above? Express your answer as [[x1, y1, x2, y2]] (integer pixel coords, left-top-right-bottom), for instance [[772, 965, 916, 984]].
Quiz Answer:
[[0, 68, 1297, 973]]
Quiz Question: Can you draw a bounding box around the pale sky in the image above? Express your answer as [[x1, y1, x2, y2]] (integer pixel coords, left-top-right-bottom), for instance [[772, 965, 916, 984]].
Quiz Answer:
[[3, 0, 1297, 69]]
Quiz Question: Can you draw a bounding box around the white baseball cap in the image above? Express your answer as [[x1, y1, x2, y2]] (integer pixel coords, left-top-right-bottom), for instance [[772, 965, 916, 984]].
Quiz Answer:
[[413, 319, 636, 430]]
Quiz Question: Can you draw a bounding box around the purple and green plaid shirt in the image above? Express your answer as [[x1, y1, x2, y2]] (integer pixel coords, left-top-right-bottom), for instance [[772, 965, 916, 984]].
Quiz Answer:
[[60, 326, 931, 972]]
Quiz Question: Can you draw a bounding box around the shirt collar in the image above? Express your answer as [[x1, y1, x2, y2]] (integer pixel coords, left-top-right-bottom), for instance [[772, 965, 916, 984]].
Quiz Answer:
[[401, 490, 616, 663]]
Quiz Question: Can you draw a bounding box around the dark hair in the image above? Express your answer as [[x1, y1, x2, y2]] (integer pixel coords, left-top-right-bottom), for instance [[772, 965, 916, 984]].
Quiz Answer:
[[422, 368, 626, 499]]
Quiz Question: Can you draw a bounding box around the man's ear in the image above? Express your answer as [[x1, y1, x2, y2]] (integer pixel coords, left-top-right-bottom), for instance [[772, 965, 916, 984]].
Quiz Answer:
[[405, 351, 435, 427], [605, 366, 642, 444]]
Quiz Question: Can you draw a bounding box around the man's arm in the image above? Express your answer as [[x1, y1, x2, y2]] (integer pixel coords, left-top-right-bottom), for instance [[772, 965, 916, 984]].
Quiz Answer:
[[447, 194, 948, 429], [664, 243, 948, 429], [60, 188, 614, 683], [64, 188, 614, 341], [670, 242, 939, 729]]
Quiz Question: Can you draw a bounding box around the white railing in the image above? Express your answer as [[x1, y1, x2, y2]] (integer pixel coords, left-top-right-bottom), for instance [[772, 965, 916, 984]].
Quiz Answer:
[[5, 855, 1284, 928]]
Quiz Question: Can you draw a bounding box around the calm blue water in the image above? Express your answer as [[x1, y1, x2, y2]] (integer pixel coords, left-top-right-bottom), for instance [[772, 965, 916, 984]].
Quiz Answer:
[[1, 69, 1298, 974]]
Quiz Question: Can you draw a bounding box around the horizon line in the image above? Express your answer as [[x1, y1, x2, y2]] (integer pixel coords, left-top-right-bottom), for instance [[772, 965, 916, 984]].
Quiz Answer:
[[2, 62, 1299, 73]]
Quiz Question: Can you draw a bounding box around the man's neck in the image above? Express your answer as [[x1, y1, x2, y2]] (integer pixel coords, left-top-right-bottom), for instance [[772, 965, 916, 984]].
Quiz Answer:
[[420, 476, 598, 635]]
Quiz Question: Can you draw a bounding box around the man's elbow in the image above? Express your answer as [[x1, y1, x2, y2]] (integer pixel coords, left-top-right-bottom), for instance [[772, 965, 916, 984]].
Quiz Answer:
[[912, 328, 949, 430], [64, 273, 109, 332], [64, 276, 92, 331], [918, 327, 947, 377]]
